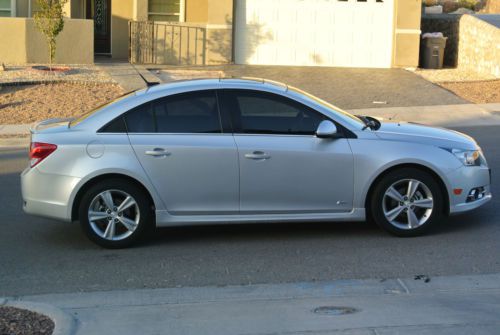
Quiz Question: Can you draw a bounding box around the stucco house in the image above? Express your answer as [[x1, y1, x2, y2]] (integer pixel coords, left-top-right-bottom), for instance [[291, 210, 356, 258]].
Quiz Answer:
[[0, 0, 422, 68]]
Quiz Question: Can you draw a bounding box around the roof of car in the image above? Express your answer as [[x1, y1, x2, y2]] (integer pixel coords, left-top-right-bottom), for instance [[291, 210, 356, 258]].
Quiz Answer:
[[140, 77, 289, 95]]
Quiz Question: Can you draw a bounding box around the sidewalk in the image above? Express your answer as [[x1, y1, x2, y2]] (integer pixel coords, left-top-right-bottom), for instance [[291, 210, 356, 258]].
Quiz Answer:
[[3, 273, 500, 335], [350, 102, 500, 127], [94, 61, 148, 92]]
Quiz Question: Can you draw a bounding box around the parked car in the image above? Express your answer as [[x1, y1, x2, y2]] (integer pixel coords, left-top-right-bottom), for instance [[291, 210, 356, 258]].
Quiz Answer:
[[21, 78, 492, 248]]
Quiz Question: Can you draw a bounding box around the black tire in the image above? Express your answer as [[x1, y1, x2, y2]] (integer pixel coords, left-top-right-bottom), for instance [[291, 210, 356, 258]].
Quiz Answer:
[[370, 168, 444, 237], [79, 178, 154, 248]]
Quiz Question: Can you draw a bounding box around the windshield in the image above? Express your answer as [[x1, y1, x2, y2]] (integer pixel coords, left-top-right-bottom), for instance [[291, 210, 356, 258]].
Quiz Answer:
[[69, 91, 136, 127], [288, 86, 365, 127]]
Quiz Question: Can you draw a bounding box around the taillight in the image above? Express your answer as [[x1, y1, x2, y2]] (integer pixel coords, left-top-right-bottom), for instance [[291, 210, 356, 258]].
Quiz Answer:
[[29, 142, 57, 167]]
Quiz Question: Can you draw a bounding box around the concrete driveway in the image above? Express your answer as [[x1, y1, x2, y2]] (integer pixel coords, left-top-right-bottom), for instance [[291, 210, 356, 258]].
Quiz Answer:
[[152, 65, 468, 110]]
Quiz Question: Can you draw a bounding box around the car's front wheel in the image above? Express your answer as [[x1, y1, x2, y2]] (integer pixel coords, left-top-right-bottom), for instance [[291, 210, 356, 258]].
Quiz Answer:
[[79, 179, 153, 248], [370, 168, 444, 237]]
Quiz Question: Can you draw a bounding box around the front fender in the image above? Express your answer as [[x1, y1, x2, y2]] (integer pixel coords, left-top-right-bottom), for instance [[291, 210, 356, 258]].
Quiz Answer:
[[349, 139, 461, 209]]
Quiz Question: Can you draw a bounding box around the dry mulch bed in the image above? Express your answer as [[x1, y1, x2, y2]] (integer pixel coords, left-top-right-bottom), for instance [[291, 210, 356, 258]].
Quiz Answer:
[[439, 80, 500, 104], [0, 306, 54, 335], [0, 83, 124, 124]]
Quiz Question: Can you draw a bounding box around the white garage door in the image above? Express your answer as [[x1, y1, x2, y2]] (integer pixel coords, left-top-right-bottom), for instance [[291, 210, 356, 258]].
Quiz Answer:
[[234, 0, 395, 68]]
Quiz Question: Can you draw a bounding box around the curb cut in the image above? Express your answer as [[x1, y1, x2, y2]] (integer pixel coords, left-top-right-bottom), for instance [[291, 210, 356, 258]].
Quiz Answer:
[[3, 300, 77, 335]]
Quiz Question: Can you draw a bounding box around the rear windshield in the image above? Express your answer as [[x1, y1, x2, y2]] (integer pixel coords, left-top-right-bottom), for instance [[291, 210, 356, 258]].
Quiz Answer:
[[69, 91, 136, 127]]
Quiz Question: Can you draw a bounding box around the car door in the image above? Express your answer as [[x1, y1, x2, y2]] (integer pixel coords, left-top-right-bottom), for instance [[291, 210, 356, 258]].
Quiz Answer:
[[126, 90, 239, 214], [219, 89, 354, 214]]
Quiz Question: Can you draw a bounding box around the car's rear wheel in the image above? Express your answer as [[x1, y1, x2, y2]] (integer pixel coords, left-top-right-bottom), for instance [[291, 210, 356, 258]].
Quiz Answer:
[[79, 179, 153, 248], [370, 168, 444, 237]]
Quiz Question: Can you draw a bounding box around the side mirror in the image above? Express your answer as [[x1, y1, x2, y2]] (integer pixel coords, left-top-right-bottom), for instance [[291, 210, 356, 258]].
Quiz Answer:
[[316, 120, 339, 139]]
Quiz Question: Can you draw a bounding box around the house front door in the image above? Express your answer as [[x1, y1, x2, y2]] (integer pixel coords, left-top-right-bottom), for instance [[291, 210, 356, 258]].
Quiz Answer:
[[87, 0, 111, 54]]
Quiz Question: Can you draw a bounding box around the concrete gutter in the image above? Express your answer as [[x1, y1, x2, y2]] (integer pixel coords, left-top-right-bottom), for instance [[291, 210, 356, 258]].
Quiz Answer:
[[5, 273, 500, 335]]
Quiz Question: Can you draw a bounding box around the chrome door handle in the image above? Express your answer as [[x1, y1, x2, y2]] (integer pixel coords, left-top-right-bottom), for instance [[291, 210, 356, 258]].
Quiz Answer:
[[244, 151, 271, 160], [145, 148, 171, 157]]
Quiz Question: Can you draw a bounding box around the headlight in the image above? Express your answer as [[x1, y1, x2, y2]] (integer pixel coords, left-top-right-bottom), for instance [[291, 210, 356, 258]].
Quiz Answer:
[[449, 149, 481, 166]]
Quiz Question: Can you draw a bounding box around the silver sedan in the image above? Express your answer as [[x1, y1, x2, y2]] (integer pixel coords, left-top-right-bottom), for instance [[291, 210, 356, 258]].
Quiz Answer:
[[21, 78, 492, 248]]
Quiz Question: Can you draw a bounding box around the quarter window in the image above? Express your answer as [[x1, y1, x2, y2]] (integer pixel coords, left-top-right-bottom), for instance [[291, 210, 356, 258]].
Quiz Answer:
[[221, 90, 326, 135]]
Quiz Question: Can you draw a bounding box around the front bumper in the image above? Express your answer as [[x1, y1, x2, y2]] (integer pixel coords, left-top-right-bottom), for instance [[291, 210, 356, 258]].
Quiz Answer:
[[21, 167, 81, 222], [447, 165, 492, 215]]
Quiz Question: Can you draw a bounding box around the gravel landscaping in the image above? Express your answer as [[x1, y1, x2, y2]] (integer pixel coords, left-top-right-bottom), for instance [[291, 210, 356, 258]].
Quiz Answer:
[[439, 80, 500, 104], [0, 83, 124, 124], [0, 64, 116, 85], [0, 306, 54, 335], [414, 68, 498, 82], [412, 68, 500, 104]]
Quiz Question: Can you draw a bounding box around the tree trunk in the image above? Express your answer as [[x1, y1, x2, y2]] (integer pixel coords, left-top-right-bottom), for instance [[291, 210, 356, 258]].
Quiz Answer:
[[48, 38, 53, 73]]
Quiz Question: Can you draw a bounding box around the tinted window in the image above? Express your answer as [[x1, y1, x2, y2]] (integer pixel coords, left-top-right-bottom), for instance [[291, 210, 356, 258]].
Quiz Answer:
[[153, 90, 221, 133], [124, 103, 155, 133], [99, 117, 127, 133], [222, 90, 326, 135], [122, 90, 221, 134]]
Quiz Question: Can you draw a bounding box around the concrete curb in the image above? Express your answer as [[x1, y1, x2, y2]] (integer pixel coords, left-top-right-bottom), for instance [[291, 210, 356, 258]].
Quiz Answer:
[[0, 137, 30, 148], [2, 299, 76, 335]]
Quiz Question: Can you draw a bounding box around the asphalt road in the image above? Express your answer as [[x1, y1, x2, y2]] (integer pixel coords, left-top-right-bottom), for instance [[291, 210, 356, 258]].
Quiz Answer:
[[0, 126, 499, 296]]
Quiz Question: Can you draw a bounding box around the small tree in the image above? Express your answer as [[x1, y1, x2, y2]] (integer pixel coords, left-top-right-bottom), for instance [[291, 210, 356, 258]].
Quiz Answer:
[[33, 0, 68, 71]]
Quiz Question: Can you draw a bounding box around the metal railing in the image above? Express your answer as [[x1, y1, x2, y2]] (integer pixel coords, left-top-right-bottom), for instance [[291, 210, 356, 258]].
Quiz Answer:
[[129, 21, 207, 65]]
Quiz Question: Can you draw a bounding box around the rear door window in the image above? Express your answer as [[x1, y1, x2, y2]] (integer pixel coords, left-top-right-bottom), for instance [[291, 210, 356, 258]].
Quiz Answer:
[[124, 103, 155, 133], [153, 90, 221, 133]]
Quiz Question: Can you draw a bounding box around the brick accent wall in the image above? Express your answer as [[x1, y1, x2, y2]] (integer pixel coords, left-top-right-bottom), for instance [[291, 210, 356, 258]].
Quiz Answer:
[[458, 15, 500, 77]]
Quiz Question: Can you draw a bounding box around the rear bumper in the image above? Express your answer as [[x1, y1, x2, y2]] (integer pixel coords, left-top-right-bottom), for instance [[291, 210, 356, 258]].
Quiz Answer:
[[21, 167, 80, 222], [447, 166, 492, 215]]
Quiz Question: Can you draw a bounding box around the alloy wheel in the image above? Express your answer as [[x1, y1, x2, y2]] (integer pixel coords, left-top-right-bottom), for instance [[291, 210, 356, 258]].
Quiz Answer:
[[382, 179, 434, 230], [87, 189, 140, 241]]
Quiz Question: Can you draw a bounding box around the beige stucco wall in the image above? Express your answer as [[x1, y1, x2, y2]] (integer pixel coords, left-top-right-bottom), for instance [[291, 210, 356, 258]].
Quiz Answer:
[[0, 18, 28, 63], [111, 0, 134, 59], [134, 0, 148, 21], [0, 17, 93, 64], [392, 0, 422, 68], [186, 0, 208, 22], [207, 0, 232, 25]]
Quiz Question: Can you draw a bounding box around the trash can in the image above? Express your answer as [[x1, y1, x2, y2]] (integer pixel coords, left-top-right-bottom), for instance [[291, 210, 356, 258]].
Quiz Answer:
[[421, 36, 447, 69]]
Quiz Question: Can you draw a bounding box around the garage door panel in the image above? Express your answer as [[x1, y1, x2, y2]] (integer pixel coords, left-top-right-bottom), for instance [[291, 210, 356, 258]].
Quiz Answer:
[[235, 0, 394, 68]]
